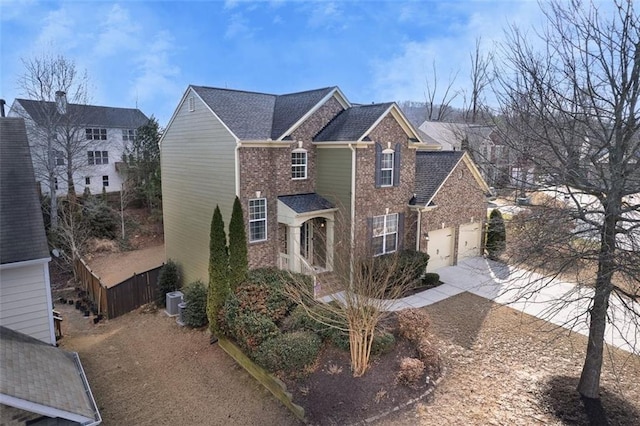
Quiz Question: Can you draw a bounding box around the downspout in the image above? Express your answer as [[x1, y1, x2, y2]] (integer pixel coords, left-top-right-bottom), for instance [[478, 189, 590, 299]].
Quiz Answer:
[[234, 141, 241, 197], [416, 208, 422, 252], [349, 143, 356, 284]]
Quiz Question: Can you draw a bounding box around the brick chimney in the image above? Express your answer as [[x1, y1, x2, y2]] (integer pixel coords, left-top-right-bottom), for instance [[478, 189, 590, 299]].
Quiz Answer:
[[55, 91, 67, 115]]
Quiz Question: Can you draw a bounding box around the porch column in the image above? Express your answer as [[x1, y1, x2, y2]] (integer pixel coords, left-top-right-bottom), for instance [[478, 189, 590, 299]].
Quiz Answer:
[[326, 219, 334, 272], [289, 224, 302, 273]]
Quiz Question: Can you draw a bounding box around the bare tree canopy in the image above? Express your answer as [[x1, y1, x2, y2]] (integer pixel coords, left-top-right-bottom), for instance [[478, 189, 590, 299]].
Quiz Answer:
[[495, 0, 639, 400], [465, 37, 494, 124], [424, 60, 460, 121]]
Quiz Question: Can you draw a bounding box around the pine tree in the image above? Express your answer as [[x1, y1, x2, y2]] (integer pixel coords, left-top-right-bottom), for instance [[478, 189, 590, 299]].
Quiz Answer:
[[228, 196, 248, 290], [207, 205, 229, 335], [486, 208, 506, 260]]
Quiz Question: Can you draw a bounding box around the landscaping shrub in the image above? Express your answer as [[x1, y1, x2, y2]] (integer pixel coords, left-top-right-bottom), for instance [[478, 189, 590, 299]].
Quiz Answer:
[[232, 311, 280, 352], [396, 357, 426, 387], [486, 208, 506, 260], [254, 331, 322, 373], [207, 205, 229, 335], [156, 260, 181, 306], [397, 309, 431, 343], [235, 282, 294, 323], [371, 330, 396, 356], [182, 280, 208, 328], [421, 272, 440, 287], [366, 250, 429, 295], [228, 196, 248, 291], [83, 196, 118, 239], [416, 337, 441, 375]]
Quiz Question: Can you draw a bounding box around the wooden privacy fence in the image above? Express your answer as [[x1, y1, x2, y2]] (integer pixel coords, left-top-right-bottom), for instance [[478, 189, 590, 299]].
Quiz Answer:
[[73, 255, 163, 319]]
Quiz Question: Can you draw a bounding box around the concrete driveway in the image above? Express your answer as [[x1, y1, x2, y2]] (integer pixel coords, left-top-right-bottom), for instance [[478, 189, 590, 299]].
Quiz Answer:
[[387, 257, 639, 355]]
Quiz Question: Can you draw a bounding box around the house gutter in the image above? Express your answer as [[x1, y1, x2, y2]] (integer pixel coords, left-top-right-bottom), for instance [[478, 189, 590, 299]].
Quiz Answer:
[[234, 142, 240, 197]]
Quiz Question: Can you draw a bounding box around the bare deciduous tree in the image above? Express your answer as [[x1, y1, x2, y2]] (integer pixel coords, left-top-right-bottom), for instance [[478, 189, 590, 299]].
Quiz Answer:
[[495, 0, 639, 400], [15, 53, 90, 227], [465, 37, 493, 124], [424, 60, 460, 121]]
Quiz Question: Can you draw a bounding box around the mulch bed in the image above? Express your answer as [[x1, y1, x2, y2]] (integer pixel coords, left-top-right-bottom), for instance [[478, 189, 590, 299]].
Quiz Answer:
[[281, 336, 440, 425]]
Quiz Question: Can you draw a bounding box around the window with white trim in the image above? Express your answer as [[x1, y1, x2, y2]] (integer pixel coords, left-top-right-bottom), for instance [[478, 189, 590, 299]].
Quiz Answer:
[[380, 150, 394, 187], [102, 175, 109, 187], [249, 198, 267, 242], [54, 150, 65, 166], [372, 213, 398, 255], [86, 128, 107, 140], [291, 150, 307, 179], [88, 151, 109, 165], [122, 129, 136, 141]]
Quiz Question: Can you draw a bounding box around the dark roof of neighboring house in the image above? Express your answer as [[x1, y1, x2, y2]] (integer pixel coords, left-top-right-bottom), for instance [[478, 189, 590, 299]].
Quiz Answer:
[[314, 103, 394, 142], [191, 86, 336, 140], [0, 326, 101, 424], [413, 151, 465, 205], [0, 117, 50, 264], [14, 98, 149, 129], [278, 193, 335, 213]]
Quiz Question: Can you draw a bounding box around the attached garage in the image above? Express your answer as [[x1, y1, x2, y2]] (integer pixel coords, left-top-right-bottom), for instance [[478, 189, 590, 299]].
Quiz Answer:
[[426, 228, 454, 271], [457, 222, 483, 262]]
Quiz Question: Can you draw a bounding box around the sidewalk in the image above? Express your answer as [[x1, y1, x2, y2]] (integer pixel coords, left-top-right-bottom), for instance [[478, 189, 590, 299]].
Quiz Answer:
[[324, 257, 638, 354]]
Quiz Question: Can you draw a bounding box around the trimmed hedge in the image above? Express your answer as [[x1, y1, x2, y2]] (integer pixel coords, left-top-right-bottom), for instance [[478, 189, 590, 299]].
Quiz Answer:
[[254, 331, 322, 373], [156, 260, 181, 307], [421, 272, 440, 287]]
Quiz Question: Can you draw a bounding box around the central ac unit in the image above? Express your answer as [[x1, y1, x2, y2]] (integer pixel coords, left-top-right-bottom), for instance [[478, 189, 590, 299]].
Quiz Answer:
[[165, 291, 183, 316]]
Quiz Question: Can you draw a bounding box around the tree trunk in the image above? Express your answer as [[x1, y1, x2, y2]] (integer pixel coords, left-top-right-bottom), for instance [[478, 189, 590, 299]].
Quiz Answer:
[[577, 201, 617, 399], [349, 322, 375, 377]]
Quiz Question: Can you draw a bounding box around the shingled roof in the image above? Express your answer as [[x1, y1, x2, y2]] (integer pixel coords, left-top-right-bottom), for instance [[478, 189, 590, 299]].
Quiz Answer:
[[313, 103, 394, 142], [0, 118, 50, 264], [278, 193, 335, 214], [191, 86, 336, 140], [413, 151, 465, 206], [14, 99, 149, 129], [0, 326, 101, 425]]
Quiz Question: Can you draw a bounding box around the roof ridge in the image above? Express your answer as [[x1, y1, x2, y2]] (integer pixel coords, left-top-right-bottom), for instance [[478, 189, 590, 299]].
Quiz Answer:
[[191, 85, 336, 98], [16, 98, 144, 112]]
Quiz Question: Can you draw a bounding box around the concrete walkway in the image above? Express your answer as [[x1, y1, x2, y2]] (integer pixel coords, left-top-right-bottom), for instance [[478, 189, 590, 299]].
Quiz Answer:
[[323, 257, 639, 354]]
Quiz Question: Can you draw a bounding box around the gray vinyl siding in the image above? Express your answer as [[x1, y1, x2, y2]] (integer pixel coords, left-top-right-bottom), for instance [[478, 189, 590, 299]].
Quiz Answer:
[[316, 147, 352, 220], [0, 262, 53, 344], [161, 89, 237, 286]]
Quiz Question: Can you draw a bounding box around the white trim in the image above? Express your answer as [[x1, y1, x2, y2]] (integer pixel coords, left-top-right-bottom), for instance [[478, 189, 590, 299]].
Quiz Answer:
[[313, 141, 372, 148], [291, 150, 308, 180], [73, 351, 103, 426], [0, 394, 97, 425], [349, 143, 357, 283], [248, 198, 268, 243], [356, 103, 424, 143], [239, 140, 291, 147], [43, 262, 56, 345], [0, 257, 50, 270]]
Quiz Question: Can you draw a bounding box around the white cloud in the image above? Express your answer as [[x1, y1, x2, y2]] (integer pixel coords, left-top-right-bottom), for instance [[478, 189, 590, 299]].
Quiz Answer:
[[225, 12, 253, 39], [94, 4, 141, 56], [132, 30, 181, 104], [34, 6, 79, 52], [306, 1, 341, 29]]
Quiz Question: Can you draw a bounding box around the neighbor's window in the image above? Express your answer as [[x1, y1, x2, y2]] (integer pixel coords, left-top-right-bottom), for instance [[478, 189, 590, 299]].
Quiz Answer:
[[122, 129, 136, 141], [85, 177, 91, 185], [248, 198, 267, 242], [54, 177, 59, 190], [102, 175, 109, 187], [380, 151, 394, 187], [86, 128, 107, 140], [54, 150, 65, 166], [291, 150, 307, 180], [372, 213, 398, 255], [88, 150, 109, 165]]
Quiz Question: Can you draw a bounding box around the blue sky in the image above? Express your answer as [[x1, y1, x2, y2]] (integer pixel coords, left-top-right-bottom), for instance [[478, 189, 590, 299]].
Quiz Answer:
[[1, 0, 546, 126]]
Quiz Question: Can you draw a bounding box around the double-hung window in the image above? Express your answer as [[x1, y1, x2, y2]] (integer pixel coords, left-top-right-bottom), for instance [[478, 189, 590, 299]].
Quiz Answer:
[[86, 128, 107, 140], [249, 198, 267, 242], [372, 213, 398, 255], [291, 150, 307, 180], [122, 129, 136, 141], [380, 151, 394, 186], [54, 150, 65, 166], [88, 151, 109, 165]]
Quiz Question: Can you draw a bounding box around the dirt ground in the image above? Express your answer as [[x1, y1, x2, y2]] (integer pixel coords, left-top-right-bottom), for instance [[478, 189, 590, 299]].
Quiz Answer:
[[56, 290, 640, 426], [55, 298, 299, 426]]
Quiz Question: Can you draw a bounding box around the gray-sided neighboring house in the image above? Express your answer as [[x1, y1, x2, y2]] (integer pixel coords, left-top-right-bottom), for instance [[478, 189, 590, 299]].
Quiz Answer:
[[0, 117, 102, 425], [418, 121, 513, 188], [9, 96, 149, 196], [161, 85, 490, 286]]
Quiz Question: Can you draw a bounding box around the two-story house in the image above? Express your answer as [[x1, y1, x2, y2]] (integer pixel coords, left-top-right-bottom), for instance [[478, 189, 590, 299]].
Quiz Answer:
[[161, 86, 489, 286], [9, 95, 149, 197], [0, 116, 101, 425]]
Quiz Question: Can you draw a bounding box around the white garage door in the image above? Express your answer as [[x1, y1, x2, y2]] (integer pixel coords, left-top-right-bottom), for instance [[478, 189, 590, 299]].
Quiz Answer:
[[458, 223, 483, 262], [427, 228, 454, 271]]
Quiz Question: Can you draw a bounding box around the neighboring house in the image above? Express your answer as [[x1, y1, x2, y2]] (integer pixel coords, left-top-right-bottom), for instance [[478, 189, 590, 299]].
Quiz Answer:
[[0, 117, 102, 425], [9, 96, 149, 196], [418, 121, 512, 187], [0, 117, 55, 344], [161, 85, 489, 286]]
